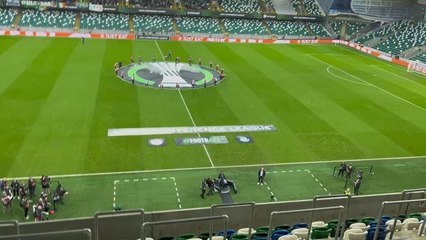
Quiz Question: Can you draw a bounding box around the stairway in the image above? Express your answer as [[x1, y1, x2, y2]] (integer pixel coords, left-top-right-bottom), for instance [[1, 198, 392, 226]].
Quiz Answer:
[[218, 18, 226, 35], [172, 17, 179, 34], [12, 9, 22, 29], [74, 13, 80, 32], [262, 21, 273, 38], [129, 14, 134, 34]]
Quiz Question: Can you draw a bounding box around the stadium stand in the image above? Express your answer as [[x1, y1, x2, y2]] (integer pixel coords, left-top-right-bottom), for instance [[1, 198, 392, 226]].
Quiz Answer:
[[182, 0, 211, 10], [133, 15, 173, 35], [0, 8, 17, 28], [306, 22, 331, 38], [19, 10, 76, 30], [263, 0, 276, 13], [375, 22, 426, 57], [219, 0, 260, 13], [355, 19, 412, 45], [176, 17, 222, 35], [222, 18, 269, 37], [266, 20, 311, 38], [411, 53, 426, 64], [272, 0, 297, 15], [80, 12, 129, 32], [302, 0, 323, 15], [329, 21, 369, 39]]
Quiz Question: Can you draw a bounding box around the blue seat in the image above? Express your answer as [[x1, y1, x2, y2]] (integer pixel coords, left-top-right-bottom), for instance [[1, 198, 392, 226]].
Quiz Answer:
[[217, 230, 236, 238], [366, 227, 388, 240], [271, 230, 290, 240], [292, 223, 308, 230]]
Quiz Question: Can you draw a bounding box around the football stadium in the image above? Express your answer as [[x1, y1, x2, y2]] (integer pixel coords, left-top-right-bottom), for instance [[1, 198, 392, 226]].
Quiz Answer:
[[1, 0, 426, 239]]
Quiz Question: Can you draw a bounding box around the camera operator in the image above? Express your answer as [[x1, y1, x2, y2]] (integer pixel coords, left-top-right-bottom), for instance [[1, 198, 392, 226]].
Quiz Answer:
[[53, 184, 68, 211], [2, 191, 12, 215], [41, 175, 51, 195], [20, 195, 31, 220]]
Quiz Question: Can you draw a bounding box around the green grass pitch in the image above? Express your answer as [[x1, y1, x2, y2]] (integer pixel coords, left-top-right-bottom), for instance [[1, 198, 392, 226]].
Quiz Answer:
[[1, 36, 426, 221]]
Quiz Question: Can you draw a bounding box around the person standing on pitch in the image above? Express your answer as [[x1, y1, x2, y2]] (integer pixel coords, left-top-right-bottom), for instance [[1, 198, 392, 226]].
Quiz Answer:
[[258, 167, 266, 185], [200, 179, 207, 199], [353, 178, 361, 195]]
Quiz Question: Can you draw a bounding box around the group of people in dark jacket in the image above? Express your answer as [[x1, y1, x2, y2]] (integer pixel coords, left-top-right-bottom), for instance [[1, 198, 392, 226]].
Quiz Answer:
[[1, 175, 68, 221]]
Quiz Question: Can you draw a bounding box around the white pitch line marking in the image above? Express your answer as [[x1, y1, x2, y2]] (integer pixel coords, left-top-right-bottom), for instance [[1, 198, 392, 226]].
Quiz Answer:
[[161, 177, 167, 180], [152, 178, 158, 181], [124, 179, 129, 182], [307, 54, 426, 112], [371, 65, 426, 88], [154, 40, 215, 168], [5, 155, 421, 181], [170, 177, 183, 209], [273, 171, 278, 173], [264, 182, 277, 201], [133, 179, 139, 182], [143, 178, 148, 181]]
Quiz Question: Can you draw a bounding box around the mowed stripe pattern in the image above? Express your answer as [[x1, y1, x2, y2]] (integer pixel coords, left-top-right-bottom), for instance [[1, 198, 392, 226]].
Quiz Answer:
[[1, 37, 426, 177]]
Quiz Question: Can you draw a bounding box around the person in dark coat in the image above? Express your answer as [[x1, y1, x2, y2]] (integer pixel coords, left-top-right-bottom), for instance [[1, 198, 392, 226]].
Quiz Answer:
[[200, 179, 207, 199], [258, 167, 266, 185], [354, 178, 361, 195]]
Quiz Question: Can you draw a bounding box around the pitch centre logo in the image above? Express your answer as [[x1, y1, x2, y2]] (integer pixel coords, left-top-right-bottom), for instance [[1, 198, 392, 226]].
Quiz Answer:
[[117, 62, 224, 89]]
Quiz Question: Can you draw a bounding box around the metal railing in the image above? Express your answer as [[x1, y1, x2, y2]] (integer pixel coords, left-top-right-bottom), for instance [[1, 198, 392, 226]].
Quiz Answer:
[[374, 198, 426, 240], [0, 228, 91, 240], [0, 220, 20, 236], [211, 201, 255, 239], [140, 215, 229, 240], [94, 208, 144, 240], [312, 194, 351, 238], [267, 205, 345, 240]]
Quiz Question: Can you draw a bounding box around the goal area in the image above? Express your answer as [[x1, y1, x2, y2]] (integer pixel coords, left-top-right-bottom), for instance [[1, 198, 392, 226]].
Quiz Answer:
[[407, 60, 426, 76]]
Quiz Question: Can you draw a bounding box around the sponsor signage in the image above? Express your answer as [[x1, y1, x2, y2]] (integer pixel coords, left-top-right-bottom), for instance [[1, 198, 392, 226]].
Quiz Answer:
[[147, 138, 166, 147], [108, 124, 277, 137], [187, 11, 201, 16], [175, 136, 228, 146], [89, 3, 103, 12], [76, 2, 89, 9], [219, 12, 246, 18], [137, 8, 168, 13], [263, 14, 276, 19], [235, 135, 254, 144], [6, 0, 19, 6], [103, 6, 117, 12], [136, 35, 170, 40]]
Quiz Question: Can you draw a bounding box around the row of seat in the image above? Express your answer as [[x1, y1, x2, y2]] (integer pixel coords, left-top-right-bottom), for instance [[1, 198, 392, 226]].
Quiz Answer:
[[266, 20, 311, 37], [141, 212, 424, 240], [411, 52, 426, 64], [133, 15, 173, 34], [375, 21, 426, 56], [222, 18, 268, 35], [0, 8, 17, 27], [301, 0, 322, 16], [355, 19, 412, 44], [20, 10, 75, 29], [219, 0, 260, 13], [80, 12, 128, 31], [329, 21, 368, 38], [176, 17, 222, 34]]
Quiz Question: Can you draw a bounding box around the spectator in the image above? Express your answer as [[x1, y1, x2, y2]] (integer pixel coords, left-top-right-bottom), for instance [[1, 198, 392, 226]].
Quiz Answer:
[[11, 180, 20, 199], [28, 177, 36, 198], [20, 195, 31, 220], [2, 192, 12, 215]]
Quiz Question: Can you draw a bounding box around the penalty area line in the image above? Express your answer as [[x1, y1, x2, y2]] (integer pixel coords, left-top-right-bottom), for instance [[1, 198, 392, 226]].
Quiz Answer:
[[113, 177, 182, 209], [155, 40, 215, 168]]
